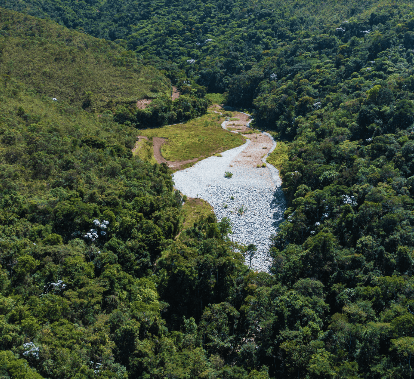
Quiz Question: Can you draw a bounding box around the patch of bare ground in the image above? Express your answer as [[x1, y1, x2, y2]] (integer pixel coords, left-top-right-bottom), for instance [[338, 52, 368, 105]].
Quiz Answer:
[[220, 111, 274, 168], [152, 137, 198, 171], [209, 104, 223, 111], [136, 87, 180, 110], [172, 86, 180, 100], [132, 135, 149, 154], [232, 133, 273, 168], [136, 99, 152, 109]]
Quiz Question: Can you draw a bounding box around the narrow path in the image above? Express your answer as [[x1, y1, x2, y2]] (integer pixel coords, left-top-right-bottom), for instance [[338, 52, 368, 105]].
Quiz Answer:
[[134, 135, 199, 170], [173, 111, 286, 272]]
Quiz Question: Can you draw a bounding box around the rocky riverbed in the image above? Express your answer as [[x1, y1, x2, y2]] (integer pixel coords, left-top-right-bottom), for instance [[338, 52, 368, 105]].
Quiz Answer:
[[173, 116, 286, 272]]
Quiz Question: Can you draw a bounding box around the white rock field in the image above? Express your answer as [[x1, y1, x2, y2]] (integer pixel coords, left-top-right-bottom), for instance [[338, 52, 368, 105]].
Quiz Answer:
[[173, 130, 286, 272]]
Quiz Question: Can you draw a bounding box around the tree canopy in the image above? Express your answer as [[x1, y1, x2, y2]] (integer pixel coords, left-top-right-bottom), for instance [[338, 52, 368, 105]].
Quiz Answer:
[[1, 1, 414, 378]]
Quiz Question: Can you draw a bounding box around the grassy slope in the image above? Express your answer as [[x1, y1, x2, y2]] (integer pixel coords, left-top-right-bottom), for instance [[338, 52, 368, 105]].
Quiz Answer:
[[267, 141, 289, 175], [180, 198, 214, 231], [0, 8, 170, 109]]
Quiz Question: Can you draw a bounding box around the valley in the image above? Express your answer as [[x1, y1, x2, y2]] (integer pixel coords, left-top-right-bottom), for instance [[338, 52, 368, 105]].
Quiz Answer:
[[1, 2, 414, 378]]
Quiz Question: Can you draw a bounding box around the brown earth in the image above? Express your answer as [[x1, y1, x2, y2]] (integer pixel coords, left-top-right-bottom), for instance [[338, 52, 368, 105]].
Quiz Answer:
[[231, 133, 273, 168], [221, 111, 274, 168], [172, 86, 180, 100], [136, 99, 152, 109]]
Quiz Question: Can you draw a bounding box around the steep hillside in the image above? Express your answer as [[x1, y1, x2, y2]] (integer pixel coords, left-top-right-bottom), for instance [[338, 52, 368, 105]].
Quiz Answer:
[[0, 8, 170, 109]]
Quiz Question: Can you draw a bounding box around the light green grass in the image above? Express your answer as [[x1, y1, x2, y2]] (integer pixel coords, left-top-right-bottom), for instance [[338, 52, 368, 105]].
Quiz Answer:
[[205, 93, 226, 104], [133, 139, 157, 165], [267, 141, 289, 171], [180, 198, 214, 231], [138, 112, 245, 162]]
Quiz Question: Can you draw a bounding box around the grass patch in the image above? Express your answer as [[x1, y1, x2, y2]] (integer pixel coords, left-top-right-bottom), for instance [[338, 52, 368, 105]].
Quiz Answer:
[[180, 198, 214, 231], [138, 112, 245, 162], [267, 141, 289, 171], [243, 129, 261, 134], [205, 93, 226, 104], [133, 139, 157, 165]]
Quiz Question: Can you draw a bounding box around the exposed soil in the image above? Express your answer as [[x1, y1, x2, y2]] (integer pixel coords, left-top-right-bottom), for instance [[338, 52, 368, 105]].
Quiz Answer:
[[231, 133, 273, 168], [136, 87, 180, 110], [136, 99, 152, 109], [172, 86, 180, 100], [221, 111, 274, 168], [152, 137, 168, 164]]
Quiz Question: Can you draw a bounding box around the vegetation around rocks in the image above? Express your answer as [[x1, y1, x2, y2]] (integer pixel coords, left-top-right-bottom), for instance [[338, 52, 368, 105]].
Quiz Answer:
[[136, 111, 245, 163], [2, 1, 414, 378]]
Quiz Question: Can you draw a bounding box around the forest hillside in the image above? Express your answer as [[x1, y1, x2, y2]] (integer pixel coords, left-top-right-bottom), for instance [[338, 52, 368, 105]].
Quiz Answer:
[[1, 1, 414, 378]]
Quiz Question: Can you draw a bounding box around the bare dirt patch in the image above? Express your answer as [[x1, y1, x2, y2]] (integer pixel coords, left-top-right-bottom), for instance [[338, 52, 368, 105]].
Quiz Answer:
[[136, 99, 152, 109], [221, 111, 274, 168], [172, 86, 180, 100], [136, 87, 180, 110], [231, 133, 273, 168]]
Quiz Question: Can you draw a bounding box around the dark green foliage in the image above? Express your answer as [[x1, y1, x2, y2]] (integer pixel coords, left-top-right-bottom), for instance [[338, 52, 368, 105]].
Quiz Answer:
[[0, 9, 171, 110], [4, 1, 414, 378], [115, 94, 209, 128]]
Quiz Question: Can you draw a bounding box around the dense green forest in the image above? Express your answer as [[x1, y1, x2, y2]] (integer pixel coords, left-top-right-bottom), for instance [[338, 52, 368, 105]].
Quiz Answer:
[[2, 1, 414, 378]]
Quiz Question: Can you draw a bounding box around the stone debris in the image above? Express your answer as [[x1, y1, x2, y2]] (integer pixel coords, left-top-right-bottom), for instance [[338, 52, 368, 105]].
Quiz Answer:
[[173, 125, 286, 272]]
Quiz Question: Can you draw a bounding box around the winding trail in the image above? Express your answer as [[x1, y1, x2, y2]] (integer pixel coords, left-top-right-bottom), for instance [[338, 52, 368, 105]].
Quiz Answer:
[[173, 110, 286, 272]]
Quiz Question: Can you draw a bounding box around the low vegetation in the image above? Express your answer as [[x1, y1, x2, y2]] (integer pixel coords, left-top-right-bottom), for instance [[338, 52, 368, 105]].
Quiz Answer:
[[267, 141, 288, 172], [137, 112, 245, 162], [180, 197, 214, 231], [4, 0, 414, 378], [0, 9, 170, 109]]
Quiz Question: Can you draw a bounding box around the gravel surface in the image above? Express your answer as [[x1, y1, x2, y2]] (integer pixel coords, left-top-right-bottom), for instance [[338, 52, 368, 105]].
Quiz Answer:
[[173, 126, 286, 272]]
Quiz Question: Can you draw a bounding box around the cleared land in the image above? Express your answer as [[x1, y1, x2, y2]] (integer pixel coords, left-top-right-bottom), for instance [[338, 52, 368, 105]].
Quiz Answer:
[[134, 110, 245, 170]]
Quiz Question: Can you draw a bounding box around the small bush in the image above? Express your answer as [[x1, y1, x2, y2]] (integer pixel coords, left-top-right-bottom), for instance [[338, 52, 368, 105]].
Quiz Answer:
[[237, 206, 246, 215], [224, 171, 233, 178]]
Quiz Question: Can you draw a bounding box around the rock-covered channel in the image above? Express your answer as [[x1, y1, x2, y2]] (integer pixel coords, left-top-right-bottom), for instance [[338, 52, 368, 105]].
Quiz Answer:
[[173, 115, 286, 272]]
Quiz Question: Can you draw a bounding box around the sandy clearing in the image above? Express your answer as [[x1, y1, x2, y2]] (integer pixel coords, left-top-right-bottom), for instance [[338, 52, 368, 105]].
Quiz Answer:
[[172, 86, 180, 100], [220, 111, 274, 168]]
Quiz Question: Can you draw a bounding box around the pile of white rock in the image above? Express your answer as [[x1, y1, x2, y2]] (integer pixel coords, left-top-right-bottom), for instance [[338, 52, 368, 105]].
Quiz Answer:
[[173, 136, 286, 272]]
